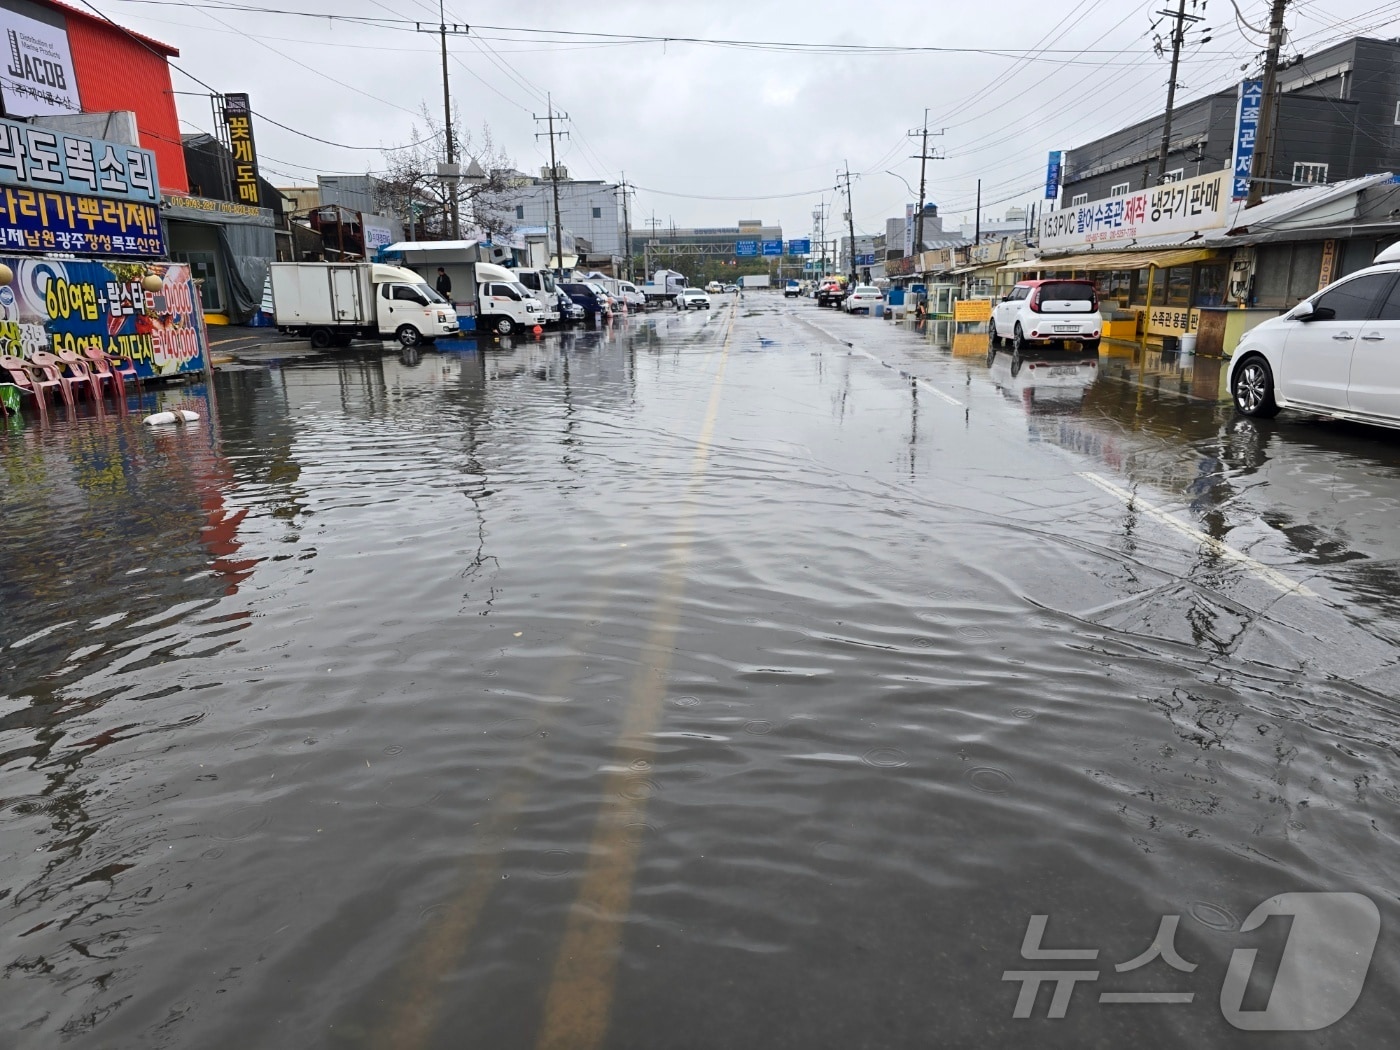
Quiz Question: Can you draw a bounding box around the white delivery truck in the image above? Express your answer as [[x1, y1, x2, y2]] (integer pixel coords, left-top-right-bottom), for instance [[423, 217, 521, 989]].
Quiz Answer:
[[509, 267, 562, 324], [466, 262, 550, 335], [642, 269, 687, 304], [740, 274, 772, 289], [270, 262, 459, 348]]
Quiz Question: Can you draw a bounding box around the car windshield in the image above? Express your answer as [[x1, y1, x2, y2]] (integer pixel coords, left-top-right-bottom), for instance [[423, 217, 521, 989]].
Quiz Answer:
[[1039, 282, 1095, 301], [416, 283, 447, 304], [855, 286, 879, 294]]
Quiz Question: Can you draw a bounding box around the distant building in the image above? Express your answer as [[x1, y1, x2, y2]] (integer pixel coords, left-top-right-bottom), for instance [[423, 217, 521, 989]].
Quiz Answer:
[[839, 233, 885, 273], [960, 207, 1032, 243], [483, 168, 625, 256], [628, 220, 784, 257]]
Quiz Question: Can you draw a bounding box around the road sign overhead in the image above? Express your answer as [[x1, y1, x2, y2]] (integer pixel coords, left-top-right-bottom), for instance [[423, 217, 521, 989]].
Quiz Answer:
[[735, 240, 758, 257], [787, 238, 811, 254], [761, 239, 783, 256]]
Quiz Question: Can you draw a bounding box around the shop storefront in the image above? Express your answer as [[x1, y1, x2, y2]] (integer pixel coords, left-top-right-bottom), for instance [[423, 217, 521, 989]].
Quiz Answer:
[[164, 193, 275, 325]]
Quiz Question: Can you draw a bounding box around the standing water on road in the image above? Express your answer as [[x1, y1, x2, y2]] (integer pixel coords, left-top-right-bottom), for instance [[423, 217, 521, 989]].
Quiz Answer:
[[4, 300, 1400, 1048]]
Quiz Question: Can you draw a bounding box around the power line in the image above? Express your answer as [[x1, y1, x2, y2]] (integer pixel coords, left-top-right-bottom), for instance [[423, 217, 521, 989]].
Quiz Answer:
[[104, 1, 1245, 58]]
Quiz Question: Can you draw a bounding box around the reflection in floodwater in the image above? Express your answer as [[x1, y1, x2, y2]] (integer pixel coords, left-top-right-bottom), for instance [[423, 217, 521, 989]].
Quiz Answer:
[[5, 302, 1400, 1048]]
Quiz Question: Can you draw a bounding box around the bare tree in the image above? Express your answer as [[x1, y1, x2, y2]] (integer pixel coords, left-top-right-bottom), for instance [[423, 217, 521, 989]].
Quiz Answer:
[[375, 105, 521, 241]]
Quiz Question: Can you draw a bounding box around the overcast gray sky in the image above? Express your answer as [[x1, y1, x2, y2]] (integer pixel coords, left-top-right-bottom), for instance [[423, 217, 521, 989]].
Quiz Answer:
[[102, 0, 1398, 239]]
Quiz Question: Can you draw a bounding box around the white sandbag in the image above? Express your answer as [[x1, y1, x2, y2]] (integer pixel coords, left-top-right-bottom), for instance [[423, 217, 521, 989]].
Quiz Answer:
[[143, 410, 200, 426]]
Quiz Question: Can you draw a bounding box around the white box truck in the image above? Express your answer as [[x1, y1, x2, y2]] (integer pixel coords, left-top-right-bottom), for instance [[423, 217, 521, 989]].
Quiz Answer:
[[740, 274, 771, 289], [642, 269, 687, 303], [270, 262, 459, 348]]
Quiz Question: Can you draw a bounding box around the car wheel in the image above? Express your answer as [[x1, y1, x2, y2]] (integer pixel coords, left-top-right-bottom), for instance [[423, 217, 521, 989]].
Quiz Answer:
[[1012, 324, 1026, 360], [396, 324, 421, 348], [494, 316, 514, 336], [988, 320, 1000, 348], [310, 328, 333, 349], [1231, 354, 1280, 418], [986, 345, 997, 369], [1080, 339, 1101, 356]]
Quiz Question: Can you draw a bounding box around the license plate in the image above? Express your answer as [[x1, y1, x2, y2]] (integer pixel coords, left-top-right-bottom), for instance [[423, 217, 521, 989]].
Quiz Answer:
[[1047, 366, 1076, 376], [1053, 325, 1079, 333]]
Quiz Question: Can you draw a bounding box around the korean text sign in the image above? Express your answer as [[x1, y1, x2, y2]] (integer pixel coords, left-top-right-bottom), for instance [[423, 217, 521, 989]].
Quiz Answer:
[[1232, 80, 1263, 201], [0, 188, 163, 257], [223, 93, 262, 207], [0, 116, 159, 204], [1045, 151, 1063, 201], [0, 258, 206, 379], [1038, 170, 1228, 250], [0, 8, 78, 117]]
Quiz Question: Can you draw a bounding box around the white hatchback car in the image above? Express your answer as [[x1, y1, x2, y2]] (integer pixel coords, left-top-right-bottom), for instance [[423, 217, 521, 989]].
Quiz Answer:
[[1230, 243, 1400, 426], [990, 279, 1102, 354], [843, 285, 883, 314]]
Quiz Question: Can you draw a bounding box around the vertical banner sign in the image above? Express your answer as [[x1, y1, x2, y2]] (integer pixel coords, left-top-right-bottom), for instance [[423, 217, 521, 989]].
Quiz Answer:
[[1045, 151, 1063, 201], [223, 93, 261, 207], [1232, 80, 1263, 201], [1318, 239, 1338, 289], [905, 202, 915, 255]]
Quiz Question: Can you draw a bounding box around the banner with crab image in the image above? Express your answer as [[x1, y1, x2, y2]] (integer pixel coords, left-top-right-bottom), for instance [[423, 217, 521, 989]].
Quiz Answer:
[[0, 256, 207, 378]]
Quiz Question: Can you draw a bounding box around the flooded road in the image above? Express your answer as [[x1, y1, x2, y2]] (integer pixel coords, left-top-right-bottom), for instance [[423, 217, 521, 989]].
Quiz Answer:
[[5, 297, 1400, 1048]]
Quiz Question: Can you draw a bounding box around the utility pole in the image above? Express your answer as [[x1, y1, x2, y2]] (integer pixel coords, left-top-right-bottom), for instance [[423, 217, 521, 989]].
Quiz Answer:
[[974, 179, 982, 245], [1154, 0, 1206, 183], [908, 109, 945, 255], [414, 8, 469, 239], [1247, 0, 1289, 206], [618, 173, 635, 280], [534, 94, 569, 273], [836, 162, 857, 286]]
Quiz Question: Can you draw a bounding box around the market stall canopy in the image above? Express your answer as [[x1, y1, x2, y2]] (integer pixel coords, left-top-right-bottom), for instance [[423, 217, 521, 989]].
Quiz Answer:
[[1000, 247, 1220, 273]]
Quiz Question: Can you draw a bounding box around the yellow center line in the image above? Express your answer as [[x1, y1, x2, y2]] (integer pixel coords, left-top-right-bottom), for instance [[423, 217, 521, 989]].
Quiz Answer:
[[534, 307, 737, 1050], [376, 593, 615, 1050], [376, 322, 737, 1050]]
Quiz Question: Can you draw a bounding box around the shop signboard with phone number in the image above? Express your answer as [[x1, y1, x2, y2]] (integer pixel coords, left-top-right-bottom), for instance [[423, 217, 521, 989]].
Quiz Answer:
[[1040, 170, 1228, 250]]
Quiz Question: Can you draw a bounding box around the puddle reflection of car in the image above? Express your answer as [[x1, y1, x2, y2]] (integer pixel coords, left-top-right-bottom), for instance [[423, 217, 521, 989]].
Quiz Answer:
[[986, 347, 1099, 411]]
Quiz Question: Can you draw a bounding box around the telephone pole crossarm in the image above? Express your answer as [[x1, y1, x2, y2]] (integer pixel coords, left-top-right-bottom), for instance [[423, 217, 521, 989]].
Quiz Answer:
[[907, 113, 945, 255]]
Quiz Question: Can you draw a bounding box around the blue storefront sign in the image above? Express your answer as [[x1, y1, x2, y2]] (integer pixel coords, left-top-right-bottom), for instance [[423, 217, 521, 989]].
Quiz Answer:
[[855, 253, 876, 266], [787, 238, 811, 255], [1045, 151, 1062, 200], [0, 188, 164, 256], [735, 239, 758, 257], [0, 116, 160, 204], [761, 239, 783, 256], [1232, 79, 1263, 201]]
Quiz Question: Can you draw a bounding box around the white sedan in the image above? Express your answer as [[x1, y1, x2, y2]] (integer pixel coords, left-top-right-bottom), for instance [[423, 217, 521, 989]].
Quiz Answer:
[[1230, 244, 1400, 427], [843, 285, 883, 314], [675, 288, 712, 310]]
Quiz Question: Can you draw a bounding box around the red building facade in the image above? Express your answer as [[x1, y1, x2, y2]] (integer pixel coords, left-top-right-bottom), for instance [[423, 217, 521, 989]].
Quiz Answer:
[[5, 0, 187, 192]]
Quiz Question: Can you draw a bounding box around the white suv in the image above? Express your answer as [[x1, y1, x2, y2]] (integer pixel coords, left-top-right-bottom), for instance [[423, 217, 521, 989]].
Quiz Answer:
[[1229, 242, 1400, 427], [990, 279, 1102, 354], [843, 285, 883, 314]]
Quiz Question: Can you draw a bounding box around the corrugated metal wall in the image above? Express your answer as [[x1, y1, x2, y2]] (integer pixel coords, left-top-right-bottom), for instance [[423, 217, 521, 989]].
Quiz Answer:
[[62, 13, 188, 193]]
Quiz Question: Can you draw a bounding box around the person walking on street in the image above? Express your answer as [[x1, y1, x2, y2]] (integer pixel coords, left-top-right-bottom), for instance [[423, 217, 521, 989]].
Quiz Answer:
[[436, 268, 452, 298]]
